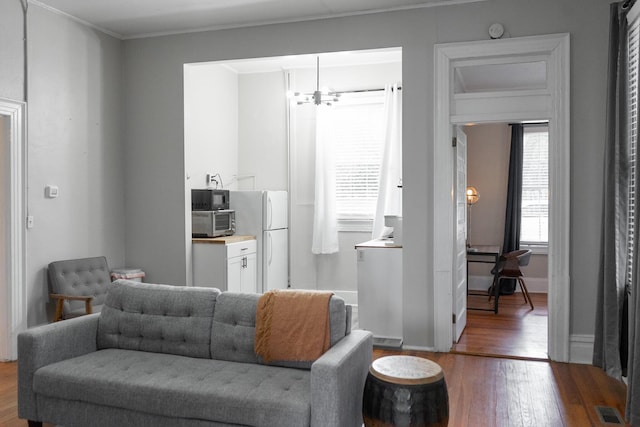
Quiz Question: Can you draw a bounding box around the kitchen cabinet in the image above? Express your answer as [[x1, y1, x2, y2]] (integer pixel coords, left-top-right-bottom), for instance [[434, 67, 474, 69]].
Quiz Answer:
[[355, 239, 403, 348], [192, 236, 257, 293]]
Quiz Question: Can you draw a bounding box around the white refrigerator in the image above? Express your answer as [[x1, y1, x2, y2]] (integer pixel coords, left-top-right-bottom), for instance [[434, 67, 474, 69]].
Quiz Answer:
[[230, 190, 288, 292]]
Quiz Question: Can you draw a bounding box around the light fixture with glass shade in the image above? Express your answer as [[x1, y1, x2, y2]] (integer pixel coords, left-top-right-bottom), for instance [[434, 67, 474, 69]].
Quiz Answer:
[[292, 57, 340, 106]]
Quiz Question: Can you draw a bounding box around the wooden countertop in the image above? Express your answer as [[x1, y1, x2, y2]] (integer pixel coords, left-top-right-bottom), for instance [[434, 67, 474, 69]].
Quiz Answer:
[[192, 235, 256, 244], [355, 239, 402, 249]]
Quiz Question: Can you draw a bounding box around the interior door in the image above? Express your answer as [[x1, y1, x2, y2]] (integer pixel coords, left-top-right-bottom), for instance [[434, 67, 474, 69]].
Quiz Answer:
[[453, 126, 468, 342]]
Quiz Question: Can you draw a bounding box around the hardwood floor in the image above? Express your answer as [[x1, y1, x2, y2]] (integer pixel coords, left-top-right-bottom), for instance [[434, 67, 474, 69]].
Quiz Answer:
[[0, 355, 629, 427], [1, 306, 629, 427], [373, 348, 629, 427], [454, 292, 549, 360]]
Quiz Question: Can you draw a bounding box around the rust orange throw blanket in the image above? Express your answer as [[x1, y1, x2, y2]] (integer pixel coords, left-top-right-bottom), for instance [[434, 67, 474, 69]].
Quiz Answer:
[[255, 289, 334, 363]]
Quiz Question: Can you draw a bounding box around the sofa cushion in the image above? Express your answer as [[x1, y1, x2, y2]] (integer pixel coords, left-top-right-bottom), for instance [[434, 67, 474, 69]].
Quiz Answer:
[[97, 280, 219, 359], [33, 349, 311, 427], [210, 292, 349, 368]]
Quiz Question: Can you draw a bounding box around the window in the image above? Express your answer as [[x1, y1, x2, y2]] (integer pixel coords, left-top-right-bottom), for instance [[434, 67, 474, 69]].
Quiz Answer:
[[520, 125, 549, 246], [330, 94, 385, 227]]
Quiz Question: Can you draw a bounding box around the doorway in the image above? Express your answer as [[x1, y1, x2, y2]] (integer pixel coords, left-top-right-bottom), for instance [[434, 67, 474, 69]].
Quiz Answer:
[[433, 34, 570, 362], [0, 98, 27, 361], [183, 49, 402, 309], [455, 122, 549, 360]]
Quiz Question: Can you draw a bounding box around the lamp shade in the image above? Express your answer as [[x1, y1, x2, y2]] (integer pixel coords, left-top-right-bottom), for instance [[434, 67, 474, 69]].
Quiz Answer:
[[466, 186, 480, 205]]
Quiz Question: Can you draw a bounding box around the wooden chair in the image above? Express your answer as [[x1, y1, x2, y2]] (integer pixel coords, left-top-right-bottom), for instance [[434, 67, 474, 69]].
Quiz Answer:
[[489, 249, 534, 310], [48, 256, 112, 322]]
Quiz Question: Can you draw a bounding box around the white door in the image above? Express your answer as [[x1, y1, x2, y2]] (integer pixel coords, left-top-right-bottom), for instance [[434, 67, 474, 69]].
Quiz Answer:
[[453, 126, 468, 342], [227, 256, 242, 293], [263, 229, 288, 291], [263, 191, 288, 230]]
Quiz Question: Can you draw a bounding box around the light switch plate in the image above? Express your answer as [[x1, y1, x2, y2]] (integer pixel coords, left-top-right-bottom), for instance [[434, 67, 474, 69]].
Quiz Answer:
[[46, 185, 59, 198]]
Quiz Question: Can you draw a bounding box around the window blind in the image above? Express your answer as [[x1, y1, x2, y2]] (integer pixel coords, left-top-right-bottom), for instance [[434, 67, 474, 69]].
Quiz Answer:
[[520, 126, 549, 244], [331, 98, 385, 220]]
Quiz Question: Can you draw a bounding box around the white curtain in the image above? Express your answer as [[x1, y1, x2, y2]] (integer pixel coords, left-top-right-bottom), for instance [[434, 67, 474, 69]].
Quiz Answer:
[[311, 105, 340, 254], [372, 83, 403, 239]]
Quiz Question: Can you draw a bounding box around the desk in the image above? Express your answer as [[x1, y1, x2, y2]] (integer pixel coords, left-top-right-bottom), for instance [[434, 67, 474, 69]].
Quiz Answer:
[[467, 245, 500, 313]]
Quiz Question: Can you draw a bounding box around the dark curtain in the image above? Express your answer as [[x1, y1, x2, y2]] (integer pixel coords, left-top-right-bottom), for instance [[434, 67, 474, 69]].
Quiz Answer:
[[500, 124, 524, 294], [593, 1, 640, 425]]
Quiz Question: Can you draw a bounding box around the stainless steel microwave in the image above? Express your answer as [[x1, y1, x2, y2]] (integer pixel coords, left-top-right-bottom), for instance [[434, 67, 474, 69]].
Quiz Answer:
[[191, 189, 230, 211], [192, 210, 235, 237]]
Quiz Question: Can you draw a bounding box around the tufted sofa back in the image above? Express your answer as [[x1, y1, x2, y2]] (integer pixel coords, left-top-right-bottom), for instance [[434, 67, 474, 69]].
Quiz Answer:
[[210, 292, 350, 369], [96, 281, 351, 367], [48, 256, 112, 316], [97, 280, 220, 359]]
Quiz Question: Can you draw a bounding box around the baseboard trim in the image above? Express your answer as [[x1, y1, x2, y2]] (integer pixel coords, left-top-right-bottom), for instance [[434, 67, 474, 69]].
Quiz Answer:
[[569, 334, 594, 364], [401, 344, 437, 352]]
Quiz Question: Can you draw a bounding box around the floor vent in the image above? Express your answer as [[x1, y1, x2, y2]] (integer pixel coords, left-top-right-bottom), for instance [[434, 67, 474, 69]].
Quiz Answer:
[[595, 406, 624, 425]]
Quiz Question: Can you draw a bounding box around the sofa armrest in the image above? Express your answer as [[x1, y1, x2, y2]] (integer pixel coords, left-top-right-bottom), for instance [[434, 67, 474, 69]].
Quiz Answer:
[[310, 329, 373, 427], [18, 313, 100, 421]]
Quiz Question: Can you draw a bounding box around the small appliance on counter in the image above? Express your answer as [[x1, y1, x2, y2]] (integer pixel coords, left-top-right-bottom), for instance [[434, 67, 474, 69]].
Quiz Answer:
[[191, 189, 235, 237], [192, 210, 235, 237], [384, 215, 403, 246], [191, 189, 230, 211]]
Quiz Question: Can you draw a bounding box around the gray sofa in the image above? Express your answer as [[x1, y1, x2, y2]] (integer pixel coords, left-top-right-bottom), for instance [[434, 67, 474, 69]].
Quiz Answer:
[[18, 280, 373, 427]]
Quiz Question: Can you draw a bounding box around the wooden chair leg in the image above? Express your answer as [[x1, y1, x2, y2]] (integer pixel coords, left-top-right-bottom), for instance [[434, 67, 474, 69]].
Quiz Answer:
[[518, 277, 534, 310], [53, 299, 64, 322]]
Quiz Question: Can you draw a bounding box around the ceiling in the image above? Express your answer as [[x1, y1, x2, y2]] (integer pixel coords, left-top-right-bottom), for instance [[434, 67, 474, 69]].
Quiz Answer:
[[31, 0, 482, 39]]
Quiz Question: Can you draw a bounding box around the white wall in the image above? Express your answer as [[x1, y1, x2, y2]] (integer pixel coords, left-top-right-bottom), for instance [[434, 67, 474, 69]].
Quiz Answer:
[[122, 0, 611, 347], [185, 63, 239, 191], [0, 3, 125, 326], [0, 1, 25, 102], [238, 71, 288, 191]]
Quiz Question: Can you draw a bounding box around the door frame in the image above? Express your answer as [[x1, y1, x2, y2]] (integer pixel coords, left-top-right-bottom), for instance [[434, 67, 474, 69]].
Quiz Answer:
[[0, 98, 27, 361], [433, 34, 570, 362]]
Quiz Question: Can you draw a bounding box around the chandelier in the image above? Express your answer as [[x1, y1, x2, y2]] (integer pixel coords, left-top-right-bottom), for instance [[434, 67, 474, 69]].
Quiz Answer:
[[294, 57, 340, 106]]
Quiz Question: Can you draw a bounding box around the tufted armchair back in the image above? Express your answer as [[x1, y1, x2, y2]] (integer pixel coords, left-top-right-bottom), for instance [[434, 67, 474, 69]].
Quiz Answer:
[[48, 256, 112, 320]]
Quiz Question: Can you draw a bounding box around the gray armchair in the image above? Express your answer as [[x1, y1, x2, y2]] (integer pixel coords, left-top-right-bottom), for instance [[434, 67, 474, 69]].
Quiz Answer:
[[48, 256, 112, 322]]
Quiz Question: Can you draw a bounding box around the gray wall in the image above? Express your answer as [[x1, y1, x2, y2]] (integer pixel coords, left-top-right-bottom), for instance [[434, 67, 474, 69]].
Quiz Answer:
[[122, 0, 609, 347], [0, 2, 125, 326]]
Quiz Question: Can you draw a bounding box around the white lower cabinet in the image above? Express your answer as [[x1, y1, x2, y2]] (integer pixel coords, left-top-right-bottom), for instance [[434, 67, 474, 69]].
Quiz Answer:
[[356, 239, 403, 347], [227, 250, 257, 293], [192, 238, 257, 293]]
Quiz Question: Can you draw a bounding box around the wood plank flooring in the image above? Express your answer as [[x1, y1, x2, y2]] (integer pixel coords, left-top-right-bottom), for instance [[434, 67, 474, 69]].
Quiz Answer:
[[454, 292, 549, 360], [373, 348, 629, 427], [2, 351, 629, 427]]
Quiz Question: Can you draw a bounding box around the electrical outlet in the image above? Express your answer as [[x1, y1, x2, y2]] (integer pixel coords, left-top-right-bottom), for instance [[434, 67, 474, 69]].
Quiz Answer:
[[206, 173, 218, 186], [26, 216, 34, 229]]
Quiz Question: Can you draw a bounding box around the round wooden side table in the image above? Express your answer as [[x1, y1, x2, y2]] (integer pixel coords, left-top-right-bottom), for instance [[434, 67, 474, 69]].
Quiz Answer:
[[362, 355, 449, 427]]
